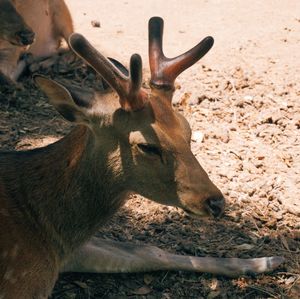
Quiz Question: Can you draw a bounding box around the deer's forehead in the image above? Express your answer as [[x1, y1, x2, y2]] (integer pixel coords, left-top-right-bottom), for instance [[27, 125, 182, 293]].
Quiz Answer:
[[140, 97, 187, 147], [109, 96, 185, 143], [149, 96, 179, 127], [150, 98, 184, 139], [124, 97, 184, 139]]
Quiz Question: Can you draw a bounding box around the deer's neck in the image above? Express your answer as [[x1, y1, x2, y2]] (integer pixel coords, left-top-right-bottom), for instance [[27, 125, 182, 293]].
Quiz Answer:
[[6, 126, 128, 258]]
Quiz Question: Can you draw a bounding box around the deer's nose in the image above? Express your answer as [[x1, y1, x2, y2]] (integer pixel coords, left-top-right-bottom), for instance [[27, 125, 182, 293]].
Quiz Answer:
[[15, 29, 35, 45], [205, 196, 225, 218]]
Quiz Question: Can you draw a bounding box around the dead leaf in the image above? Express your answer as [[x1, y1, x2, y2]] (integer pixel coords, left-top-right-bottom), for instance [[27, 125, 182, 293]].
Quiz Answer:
[[144, 274, 154, 285], [131, 286, 152, 295], [207, 290, 221, 299], [235, 243, 255, 250], [73, 281, 88, 289], [280, 235, 290, 251], [285, 276, 297, 285]]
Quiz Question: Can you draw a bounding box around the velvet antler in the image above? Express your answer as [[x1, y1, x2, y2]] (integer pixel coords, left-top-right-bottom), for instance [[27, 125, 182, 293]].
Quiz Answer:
[[148, 17, 214, 95], [69, 33, 147, 111]]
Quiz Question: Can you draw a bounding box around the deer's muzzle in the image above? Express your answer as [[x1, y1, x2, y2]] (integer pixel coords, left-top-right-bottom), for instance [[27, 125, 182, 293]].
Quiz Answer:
[[204, 195, 225, 218]]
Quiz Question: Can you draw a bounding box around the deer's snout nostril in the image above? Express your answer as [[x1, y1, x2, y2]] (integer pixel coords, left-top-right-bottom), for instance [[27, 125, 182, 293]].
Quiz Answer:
[[15, 30, 35, 45], [205, 196, 225, 218]]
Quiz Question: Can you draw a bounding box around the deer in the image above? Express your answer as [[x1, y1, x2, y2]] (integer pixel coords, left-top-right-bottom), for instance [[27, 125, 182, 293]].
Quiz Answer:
[[0, 17, 284, 299], [0, 0, 73, 86]]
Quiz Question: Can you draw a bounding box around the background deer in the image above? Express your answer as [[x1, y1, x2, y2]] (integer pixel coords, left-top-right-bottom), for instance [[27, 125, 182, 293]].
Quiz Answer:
[[0, 0, 73, 86], [0, 17, 284, 299]]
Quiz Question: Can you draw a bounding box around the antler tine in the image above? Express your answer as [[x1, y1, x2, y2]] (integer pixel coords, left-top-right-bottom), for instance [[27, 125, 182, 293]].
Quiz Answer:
[[69, 33, 128, 99], [129, 54, 143, 94], [148, 17, 214, 93], [69, 33, 146, 111], [148, 17, 164, 82], [166, 36, 214, 83], [124, 53, 147, 111]]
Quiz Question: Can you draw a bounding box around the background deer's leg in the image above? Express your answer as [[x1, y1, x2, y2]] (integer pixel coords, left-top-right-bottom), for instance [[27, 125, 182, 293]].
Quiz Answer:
[[0, 48, 23, 84], [61, 237, 285, 277], [50, 0, 74, 42], [0, 54, 34, 86], [14, 53, 32, 80], [0, 70, 15, 86]]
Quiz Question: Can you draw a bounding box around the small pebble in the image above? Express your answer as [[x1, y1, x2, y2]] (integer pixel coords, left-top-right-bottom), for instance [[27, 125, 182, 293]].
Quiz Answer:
[[191, 130, 204, 143], [91, 20, 101, 28]]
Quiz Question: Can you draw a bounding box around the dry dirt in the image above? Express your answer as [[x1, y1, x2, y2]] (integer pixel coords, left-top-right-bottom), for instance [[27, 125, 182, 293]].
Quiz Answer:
[[0, 0, 299, 298]]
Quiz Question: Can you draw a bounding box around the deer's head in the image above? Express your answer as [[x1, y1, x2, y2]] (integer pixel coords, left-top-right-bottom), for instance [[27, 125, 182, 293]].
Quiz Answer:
[[36, 17, 225, 218], [0, 0, 35, 46]]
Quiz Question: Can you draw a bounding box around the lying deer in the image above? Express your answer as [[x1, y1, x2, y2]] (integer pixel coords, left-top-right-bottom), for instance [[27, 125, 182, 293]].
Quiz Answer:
[[0, 17, 284, 299], [0, 0, 73, 85]]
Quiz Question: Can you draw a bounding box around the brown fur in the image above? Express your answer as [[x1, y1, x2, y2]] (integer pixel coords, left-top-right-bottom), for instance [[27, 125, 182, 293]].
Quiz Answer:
[[0, 82, 223, 298], [0, 0, 73, 84]]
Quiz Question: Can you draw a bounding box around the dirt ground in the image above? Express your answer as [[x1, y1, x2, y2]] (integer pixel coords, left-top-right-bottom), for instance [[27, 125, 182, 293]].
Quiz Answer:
[[1, 0, 300, 298]]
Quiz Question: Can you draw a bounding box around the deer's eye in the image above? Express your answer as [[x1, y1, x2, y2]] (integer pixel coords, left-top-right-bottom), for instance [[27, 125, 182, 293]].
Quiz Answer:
[[137, 143, 162, 157]]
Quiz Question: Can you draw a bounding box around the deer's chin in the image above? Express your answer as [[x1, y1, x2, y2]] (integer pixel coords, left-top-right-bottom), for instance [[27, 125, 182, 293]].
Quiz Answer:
[[181, 207, 211, 219]]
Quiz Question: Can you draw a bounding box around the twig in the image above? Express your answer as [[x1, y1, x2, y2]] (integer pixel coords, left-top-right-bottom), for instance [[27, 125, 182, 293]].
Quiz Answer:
[[247, 285, 278, 298], [161, 271, 170, 283]]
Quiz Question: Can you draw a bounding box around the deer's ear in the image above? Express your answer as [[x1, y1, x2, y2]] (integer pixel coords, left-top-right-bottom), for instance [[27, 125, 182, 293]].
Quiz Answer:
[[34, 76, 90, 124], [108, 57, 129, 76]]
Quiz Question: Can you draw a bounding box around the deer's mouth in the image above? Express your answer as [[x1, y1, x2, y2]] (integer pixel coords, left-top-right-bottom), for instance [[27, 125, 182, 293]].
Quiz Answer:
[[6, 37, 27, 46], [8, 40, 25, 46], [182, 201, 225, 219]]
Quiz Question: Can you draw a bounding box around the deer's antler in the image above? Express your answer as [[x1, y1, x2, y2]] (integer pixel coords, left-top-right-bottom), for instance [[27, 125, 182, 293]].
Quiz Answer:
[[148, 17, 214, 95], [69, 33, 147, 111]]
